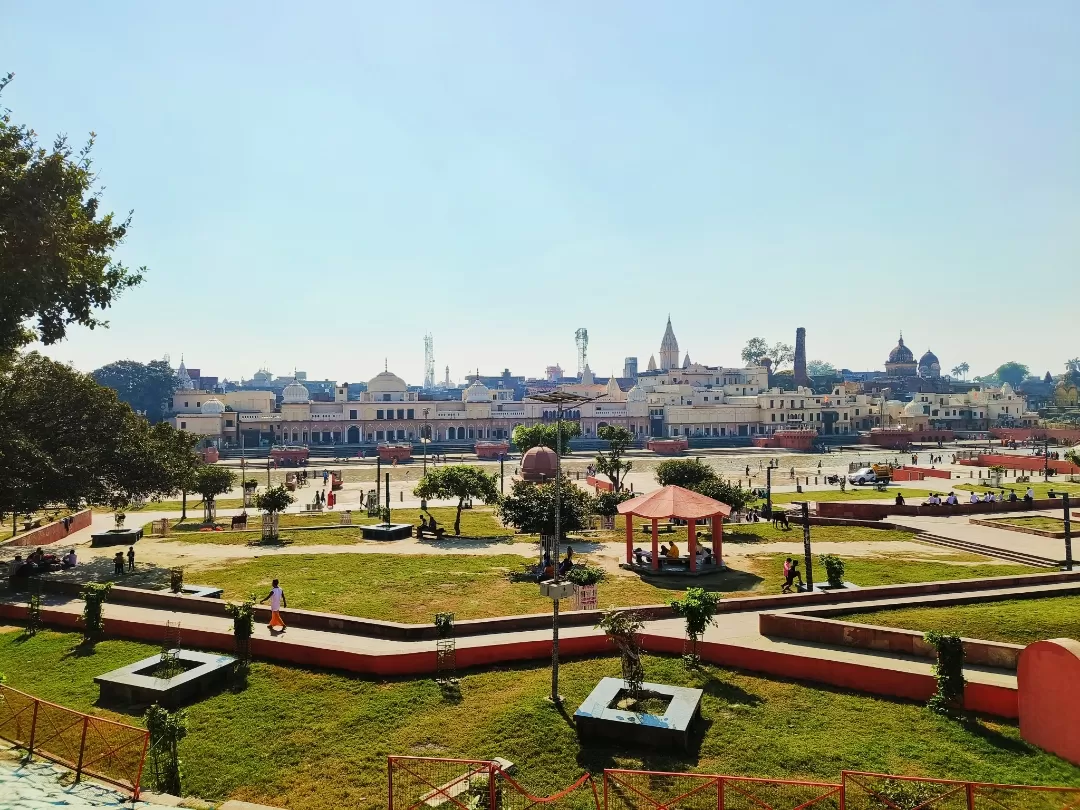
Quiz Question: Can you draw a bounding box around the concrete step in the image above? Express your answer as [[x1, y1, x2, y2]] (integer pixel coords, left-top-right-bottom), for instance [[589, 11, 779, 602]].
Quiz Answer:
[[916, 532, 1059, 568]]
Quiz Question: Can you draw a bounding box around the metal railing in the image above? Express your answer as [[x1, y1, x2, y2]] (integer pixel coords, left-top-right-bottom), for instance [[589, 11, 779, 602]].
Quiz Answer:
[[842, 771, 1080, 810], [0, 685, 149, 798], [604, 769, 841, 810]]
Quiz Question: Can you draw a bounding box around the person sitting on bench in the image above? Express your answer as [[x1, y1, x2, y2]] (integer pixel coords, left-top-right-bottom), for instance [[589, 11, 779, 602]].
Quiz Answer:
[[969, 491, 980, 504], [895, 492, 905, 506], [665, 541, 680, 562], [634, 547, 651, 566], [558, 546, 575, 576]]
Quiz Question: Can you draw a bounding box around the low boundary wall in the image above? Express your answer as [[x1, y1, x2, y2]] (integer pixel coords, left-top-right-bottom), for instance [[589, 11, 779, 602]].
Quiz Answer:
[[958, 453, 1080, 475], [818, 497, 1066, 521], [0, 509, 92, 547]]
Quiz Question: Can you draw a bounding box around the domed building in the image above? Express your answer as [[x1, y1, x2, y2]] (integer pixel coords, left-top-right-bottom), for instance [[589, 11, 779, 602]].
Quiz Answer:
[[884, 335, 917, 377], [520, 446, 558, 483], [282, 379, 310, 404], [918, 349, 941, 379], [463, 380, 492, 403], [200, 397, 226, 415]]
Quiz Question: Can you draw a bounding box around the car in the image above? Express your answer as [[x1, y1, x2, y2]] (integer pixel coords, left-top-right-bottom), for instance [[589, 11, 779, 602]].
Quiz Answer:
[[848, 467, 877, 485]]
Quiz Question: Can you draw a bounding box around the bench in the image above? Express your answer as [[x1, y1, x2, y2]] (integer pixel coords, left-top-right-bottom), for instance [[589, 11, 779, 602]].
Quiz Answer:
[[416, 525, 446, 540], [639, 523, 676, 534]]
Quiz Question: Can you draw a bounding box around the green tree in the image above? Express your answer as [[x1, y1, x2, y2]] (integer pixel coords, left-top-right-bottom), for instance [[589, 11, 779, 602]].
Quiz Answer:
[[511, 421, 581, 455], [497, 476, 594, 538], [806, 360, 836, 377], [255, 484, 294, 516], [193, 465, 236, 520], [769, 342, 795, 370], [413, 465, 500, 535], [654, 457, 751, 510], [0, 74, 144, 357], [669, 587, 720, 664], [994, 362, 1030, 388], [740, 337, 769, 365], [694, 475, 753, 512], [92, 359, 178, 422], [594, 489, 634, 517], [951, 362, 969, 380], [595, 424, 634, 491]]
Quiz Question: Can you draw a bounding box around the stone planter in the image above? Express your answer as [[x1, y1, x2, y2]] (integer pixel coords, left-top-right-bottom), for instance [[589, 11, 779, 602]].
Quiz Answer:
[[573, 584, 598, 611]]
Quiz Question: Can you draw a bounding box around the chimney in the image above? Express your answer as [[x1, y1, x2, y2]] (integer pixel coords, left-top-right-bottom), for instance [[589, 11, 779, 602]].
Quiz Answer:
[[794, 327, 810, 387]]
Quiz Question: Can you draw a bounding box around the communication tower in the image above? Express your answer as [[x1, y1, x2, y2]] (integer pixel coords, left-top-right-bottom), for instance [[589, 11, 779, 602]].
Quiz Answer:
[[574, 328, 589, 377], [423, 333, 435, 389]]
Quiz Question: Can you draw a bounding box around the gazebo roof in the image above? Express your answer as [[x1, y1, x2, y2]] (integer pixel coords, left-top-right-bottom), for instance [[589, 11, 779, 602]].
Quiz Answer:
[[617, 485, 732, 520]]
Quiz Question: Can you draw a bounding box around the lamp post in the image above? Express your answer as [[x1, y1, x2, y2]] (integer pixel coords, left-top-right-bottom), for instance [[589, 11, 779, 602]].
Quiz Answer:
[[421, 408, 431, 475], [528, 390, 596, 704]]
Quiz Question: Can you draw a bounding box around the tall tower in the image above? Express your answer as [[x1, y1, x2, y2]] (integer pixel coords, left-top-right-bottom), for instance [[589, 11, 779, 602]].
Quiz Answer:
[[793, 327, 810, 387], [659, 316, 679, 371], [623, 357, 638, 381], [423, 333, 435, 389], [575, 328, 589, 378], [444, 365, 450, 387]]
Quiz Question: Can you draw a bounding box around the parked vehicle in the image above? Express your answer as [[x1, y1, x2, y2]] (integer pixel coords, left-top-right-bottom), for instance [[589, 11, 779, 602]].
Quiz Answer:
[[848, 467, 878, 485]]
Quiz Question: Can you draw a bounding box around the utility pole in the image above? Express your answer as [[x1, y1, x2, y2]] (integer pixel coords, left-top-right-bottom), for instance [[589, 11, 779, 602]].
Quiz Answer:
[[800, 501, 814, 591], [766, 465, 773, 517], [1064, 493, 1073, 572], [1045, 438, 1051, 482]]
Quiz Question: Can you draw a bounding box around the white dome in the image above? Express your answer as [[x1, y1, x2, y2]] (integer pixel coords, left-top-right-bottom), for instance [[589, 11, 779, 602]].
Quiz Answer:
[[367, 370, 407, 393], [200, 397, 225, 415], [1000, 382, 1014, 397], [463, 380, 491, 403], [903, 400, 924, 416], [627, 385, 647, 403], [282, 381, 310, 403]]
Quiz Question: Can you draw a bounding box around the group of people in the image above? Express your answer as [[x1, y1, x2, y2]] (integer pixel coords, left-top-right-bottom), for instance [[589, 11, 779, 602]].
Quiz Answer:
[[905, 487, 1036, 507], [632, 542, 713, 568], [538, 546, 575, 580], [8, 547, 77, 577], [312, 488, 335, 509], [112, 546, 136, 575], [416, 513, 444, 539], [781, 557, 804, 593]]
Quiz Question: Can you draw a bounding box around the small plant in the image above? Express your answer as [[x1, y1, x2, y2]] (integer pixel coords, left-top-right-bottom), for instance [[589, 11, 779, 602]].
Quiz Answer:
[[925, 630, 966, 716], [819, 554, 846, 588], [25, 593, 42, 637], [145, 704, 187, 795], [434, 612, 455, 638], [80, 582, 112, 642], [670, 588, 720, 666], [226, 596, 256, 671], [565, 564, 605, 586], [874, 778, 944, 810], [170, 567, 184, 594], [596, 610, 645, 701], [244, 478, 259, 490]]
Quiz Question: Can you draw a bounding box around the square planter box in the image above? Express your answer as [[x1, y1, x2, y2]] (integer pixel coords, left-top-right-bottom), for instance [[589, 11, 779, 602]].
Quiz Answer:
[[95, 649, 236, 708], [361, 523, 413, 541], [90, 527, 144, 547], [574, 677, 703, 751]]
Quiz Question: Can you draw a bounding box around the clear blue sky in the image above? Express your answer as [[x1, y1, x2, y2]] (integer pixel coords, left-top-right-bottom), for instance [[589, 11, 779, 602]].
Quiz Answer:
[[4, 1, 1078, 384]]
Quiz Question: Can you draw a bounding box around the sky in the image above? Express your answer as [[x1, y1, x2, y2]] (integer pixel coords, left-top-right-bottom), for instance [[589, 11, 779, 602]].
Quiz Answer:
[[4, 1, 1078, 385]]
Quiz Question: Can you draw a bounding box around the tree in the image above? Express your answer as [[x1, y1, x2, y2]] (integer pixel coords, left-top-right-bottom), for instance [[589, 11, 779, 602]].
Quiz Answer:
[[951, 362, 970, 380], [255, 484, 294, 516], [193, 465, 236, 521], [654, 458, 751, 511], [0, 353, 190, 526], [594, 489, 634, 518], [994, 362, 1030, 388], [669, 587, 720, 665], [741, 337, 769, 366], [0, 74, 144, 357], [413, 465, 500, 535], [92, 359, 178, 422], [497, 476, 594, 538], [595, 424, 634, 491], [511, 421, 582, 455], [806, 360, 836, 377], [769, 342, 795, 370]]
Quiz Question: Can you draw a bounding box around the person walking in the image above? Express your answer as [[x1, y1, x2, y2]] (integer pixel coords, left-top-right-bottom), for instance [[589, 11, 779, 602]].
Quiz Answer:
[[261, 579, 287, 632], [113, 551, 125, 576], [126, 546, 136, 572]]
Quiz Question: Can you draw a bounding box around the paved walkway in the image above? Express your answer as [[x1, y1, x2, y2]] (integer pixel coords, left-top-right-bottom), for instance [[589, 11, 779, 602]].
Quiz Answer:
[[890, 509, 1072, 561]]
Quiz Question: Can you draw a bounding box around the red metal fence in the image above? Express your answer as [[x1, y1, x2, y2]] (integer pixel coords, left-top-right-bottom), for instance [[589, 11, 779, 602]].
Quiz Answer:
[[0, 685, 149, 798], [390, 760, 1080, 810]]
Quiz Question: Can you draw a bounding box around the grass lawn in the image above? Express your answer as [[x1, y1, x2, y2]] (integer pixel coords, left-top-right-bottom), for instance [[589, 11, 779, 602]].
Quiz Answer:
[[2, 631, 1077, 810], [188, 550, 1033, 622], [94, 498, 246, 513], [763, 488, 937, 504], [722, 524, 918, 544], [955, 481, 1080, 498], [982, 516, 1066, 534], [837, 595, 1080, 646]]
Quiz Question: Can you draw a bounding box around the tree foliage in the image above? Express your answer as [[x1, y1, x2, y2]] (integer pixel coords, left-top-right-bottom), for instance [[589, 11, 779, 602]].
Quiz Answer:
[[497, 476, 593, 538], [91, 359, 178, 422], [193, 465, 236, 504], [595, 424, 634, 491], [413, 465, 500, 535], [255, 484, 294, 516], [925, 630, 966, 716], [0, 353, 196, 520], [951, 362, 970, 380], [806, 360, 836, 377], [0, 73, 144, 357], [654, 458, 752, 511], [741, 337, 770, 365], [669, 587, 720, 664], [994, 362, 1030, 388], [593, 488, 634, 517], [512, 421, 581, 455]]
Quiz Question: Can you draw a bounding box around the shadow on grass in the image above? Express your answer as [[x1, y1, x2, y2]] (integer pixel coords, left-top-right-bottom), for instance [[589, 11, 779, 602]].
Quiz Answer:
[[41, 557, 173, 591], [960, 716, 1032, 754], [630, 565, 764, 594]]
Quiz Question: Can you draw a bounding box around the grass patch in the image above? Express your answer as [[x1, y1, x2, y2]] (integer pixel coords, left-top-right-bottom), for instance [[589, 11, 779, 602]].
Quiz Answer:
[[140, 523, 366, 546], [723, 524, 918, 544], [983, 516, 1066, 534], [94, 498, 245, 513], [1, 631, 1077, 810], [837, 595, 1080, 646], [765, 488, 938, 504], [955, 481, 1080, 498]]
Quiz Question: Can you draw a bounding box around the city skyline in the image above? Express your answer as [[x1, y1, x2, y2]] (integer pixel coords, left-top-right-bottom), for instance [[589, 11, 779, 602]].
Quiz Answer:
[[4, 1, 1077, 381]]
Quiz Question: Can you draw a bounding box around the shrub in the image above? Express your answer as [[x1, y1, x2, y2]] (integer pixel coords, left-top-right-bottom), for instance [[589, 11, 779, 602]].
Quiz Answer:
[[145, 704, 187, 795], [565, 564, 605, 586], [819, 554, 846, 587], [670, 587, 720, 666], [169, 567, 183, 594], [925, 630, 966, 716], [593, 489, 633, 518], [80, 582, 112, 641]]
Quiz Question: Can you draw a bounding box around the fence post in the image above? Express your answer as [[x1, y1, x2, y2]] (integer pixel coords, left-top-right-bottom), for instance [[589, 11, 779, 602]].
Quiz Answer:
[[839, 773, 846, 810], [75, 715, 89, 782], [718, 776, 725, 810], [604, 771, 609, 810], [27, 697, 40, 760], [387, 758, 393, 810], [489, 761, 497, 810], [966, 783, 975, 810]]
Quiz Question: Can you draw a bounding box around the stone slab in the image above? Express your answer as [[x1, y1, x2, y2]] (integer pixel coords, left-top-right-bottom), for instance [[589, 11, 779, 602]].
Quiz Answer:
[[90, 527, 144, 546], [574, 677, 702, 751], [360, 523, 413, 541], [95, 649, 235, 708]]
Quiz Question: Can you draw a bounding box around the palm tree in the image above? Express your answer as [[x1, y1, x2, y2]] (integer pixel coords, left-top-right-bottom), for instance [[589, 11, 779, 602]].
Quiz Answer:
[[951, 362, 969, 380]]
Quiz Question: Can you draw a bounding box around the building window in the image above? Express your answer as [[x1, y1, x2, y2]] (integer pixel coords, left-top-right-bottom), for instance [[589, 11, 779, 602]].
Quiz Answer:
[[377, 409, 384, 419], [771, 414, 776, 422], [770, 400, 774, 408], [383, 393, 392, 402], [350, 409, 357, 419], [376, 430, 384, 440], [855, 409, 860, 416], [397, 430, 405, 440], [407, 409, 414, 419], [397, 409, 404, 419], [225, 419, 234, 427], [184, 402, 189, 408], [180, 421, 186, 429]]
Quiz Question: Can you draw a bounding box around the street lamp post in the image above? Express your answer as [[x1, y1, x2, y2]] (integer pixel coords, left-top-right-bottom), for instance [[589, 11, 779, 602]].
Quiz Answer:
[[421, 408, 431, 475], [528, 390, 597, 704]]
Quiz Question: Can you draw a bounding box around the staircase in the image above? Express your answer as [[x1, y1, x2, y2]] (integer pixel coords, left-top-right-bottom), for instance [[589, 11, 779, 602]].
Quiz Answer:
[[916, 532, 1061, 568]]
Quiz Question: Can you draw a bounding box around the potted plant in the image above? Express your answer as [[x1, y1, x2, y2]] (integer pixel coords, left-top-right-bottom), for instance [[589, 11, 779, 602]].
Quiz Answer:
[[566, 564, 605, 610], [819, 554, 846, 588]]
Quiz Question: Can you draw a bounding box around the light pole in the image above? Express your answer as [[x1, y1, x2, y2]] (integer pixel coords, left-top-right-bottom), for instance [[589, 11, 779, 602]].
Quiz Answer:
[[529, 390, 596, 704], [421, 408, 431, 475]]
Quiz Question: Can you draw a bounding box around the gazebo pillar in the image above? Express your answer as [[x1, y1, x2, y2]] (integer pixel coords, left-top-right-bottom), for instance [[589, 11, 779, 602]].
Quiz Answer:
[[651, 519, 659, 571], [713, 512, 724, 567], [687, 518, 697, 572], [625, 513, 634, 564]]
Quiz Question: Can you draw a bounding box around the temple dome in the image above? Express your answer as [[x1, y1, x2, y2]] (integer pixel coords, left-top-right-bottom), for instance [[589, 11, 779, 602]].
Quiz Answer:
[[520, 446, 558, 483], [200, 397, 225, 415], [367, 370, 407, 393], [888, 336, 915, 364], [1000, 382, 1015, 397], [918, 349, 941, 378], [282, 380, 310, 403], [903, 400, 924, 416], [627, 385, 647, 403], [463, 380, 491, 403]]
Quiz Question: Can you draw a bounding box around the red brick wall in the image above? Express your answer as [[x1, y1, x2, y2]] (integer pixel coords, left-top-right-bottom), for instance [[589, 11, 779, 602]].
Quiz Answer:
[[958, 453, 1080, 475], [893, 466, 953, 481], [817, 497, 1068, 520], [2, 509, 92, 547], [992, 427, 1080, 445]]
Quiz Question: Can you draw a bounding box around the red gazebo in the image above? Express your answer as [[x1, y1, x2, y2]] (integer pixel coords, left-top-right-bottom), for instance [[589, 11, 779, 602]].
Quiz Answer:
[[617, 485, 732, 572]]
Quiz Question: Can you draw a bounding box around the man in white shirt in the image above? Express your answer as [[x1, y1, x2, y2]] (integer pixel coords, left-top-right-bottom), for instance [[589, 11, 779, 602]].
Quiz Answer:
[[261, 579, 287, 632], [946, 493, 958, 505], [969, 492, 980, 504]]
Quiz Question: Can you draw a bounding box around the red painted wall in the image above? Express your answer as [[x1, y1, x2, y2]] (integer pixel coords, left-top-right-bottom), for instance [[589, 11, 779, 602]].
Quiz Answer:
[[2, 509, 92, 548], [957, 453, 1080, 475], [992, 428, 1080, 445], [817, 497, 1066, 521], [586, 475, 614, 492], [892, 466, 952, 481], [1018, 640, 1080, 765]]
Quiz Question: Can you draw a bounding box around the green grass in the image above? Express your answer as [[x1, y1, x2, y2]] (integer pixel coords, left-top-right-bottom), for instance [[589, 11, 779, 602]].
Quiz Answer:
[[837, 595, 1080, 646], [94, 498, 246, 513], [2, 631, 1077, 810], [187, 549, 1034, 622], [981, 516, 1067, 534], [764, 488, 938, 504], [955, 481, 1080, 498], [722, 524, 918, 544]]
